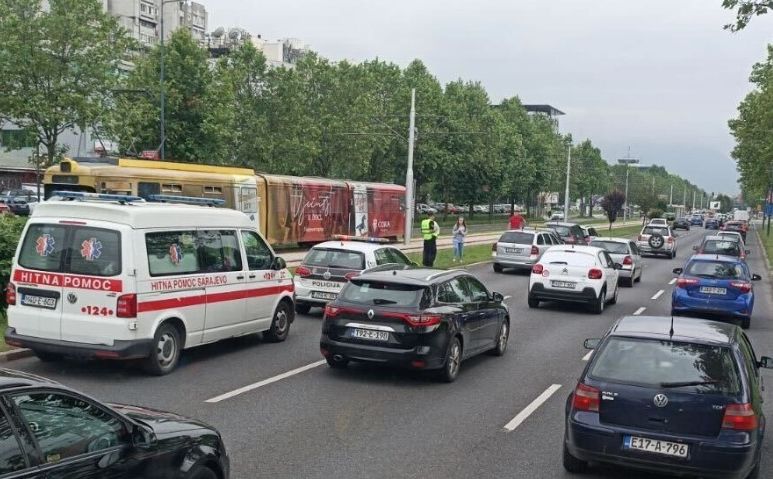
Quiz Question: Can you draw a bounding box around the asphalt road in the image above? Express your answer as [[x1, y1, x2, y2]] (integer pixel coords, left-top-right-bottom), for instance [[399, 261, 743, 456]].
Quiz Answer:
[[7, 227, 773, 479]]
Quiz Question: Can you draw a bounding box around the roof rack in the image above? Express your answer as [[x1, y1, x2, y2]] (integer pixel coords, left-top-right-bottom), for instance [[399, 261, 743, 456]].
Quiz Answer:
[[147, 195, 225, 207], [52, 191, 144, 204]]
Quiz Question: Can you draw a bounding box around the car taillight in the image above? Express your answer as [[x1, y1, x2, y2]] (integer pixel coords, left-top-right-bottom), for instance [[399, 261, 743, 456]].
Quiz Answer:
[[116, 294, 137, 318], [730, 281, 752, 293], [323, 304, 340, 318], [667, 237, 674, 244], [530, 245, 539, 256], [722, 403, 758, 431], [677, 278, 699, 287], [5, 283, 16, 306], [623, 256, 633, 266], [403, 313, 442, 327], [588, 268, 603, 280], [638, 235, 643, 241], [532, 264, 544, 275], [295, 266, 311, 277], [344, 272, 358, 281], [572, 383, 600, 412]]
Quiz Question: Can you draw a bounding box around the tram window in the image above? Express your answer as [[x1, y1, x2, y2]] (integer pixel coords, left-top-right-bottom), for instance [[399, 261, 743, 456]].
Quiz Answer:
[[204, 186, 223, 195], [138, 182, 160, 199], [161, 183, 183, 193]]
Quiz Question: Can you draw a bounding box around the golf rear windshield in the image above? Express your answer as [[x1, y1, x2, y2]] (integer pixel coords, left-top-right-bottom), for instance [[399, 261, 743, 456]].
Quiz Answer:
[[342, 280, 428, 307], [499, 231, 533, 244]]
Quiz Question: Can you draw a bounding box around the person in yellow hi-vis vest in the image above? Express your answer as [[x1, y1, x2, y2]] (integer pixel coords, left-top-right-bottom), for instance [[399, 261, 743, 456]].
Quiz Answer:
[[421, 211, 440, 267]]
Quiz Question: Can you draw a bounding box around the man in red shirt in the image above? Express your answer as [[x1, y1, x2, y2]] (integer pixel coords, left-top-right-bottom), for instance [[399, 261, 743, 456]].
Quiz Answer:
[[509, 210, 525, 230]]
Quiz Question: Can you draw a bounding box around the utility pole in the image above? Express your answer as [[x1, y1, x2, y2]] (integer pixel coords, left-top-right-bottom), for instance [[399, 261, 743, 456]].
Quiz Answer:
[[618, 152, 639, 224], [404, 88, 416, 245], [564, 142, 571, 221], [692, 190, 696, 211], [669, 184, 673, 207]]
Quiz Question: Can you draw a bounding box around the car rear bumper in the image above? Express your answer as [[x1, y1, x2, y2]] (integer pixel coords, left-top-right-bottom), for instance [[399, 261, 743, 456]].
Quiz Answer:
[[319, 334, 447, 370], [638, 246, 674, 256], [493, 256, 538, 269], [671, 293, 752, 319], [529, 283, 598, 303], [565, 417, 757, 479], [4, 328, 153, 360]]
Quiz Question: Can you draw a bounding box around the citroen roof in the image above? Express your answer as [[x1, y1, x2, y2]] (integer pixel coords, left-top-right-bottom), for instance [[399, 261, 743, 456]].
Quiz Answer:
[[611, 316, 736, 346]]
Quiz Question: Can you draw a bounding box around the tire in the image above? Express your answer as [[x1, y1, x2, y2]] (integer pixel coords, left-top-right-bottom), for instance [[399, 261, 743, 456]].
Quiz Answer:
[[648, 234, 664, 250], [143, 322, 182, 376], [488, 321, 509, 356], [33, 350, 63, 363], [609, 285, 618, 305], [625, 271, 635, 287], [591, 289, 605, 314], [437, 337, 462, 383], [740, 317, 751, 330], [294, 302, 311, 315], [265, 301, 292, 342], [527, 295, 540, 309], [493, 263, 503, 273], [635, 268, 642, 283], [563, 443, 589, 473], [326, 356, 349, 369], [188, 466, 218, 479]]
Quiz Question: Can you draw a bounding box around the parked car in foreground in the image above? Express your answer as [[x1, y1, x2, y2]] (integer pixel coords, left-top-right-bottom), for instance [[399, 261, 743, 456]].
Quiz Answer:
[[0, 369, 229, 478], [319, 268, 510, 382], [590, 237, 643, 287], [565, 315, 771, 479], [492, 228, 562, 273]]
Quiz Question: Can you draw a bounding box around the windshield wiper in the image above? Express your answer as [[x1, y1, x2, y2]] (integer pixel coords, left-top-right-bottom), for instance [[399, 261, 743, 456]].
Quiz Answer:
[[372, 298, 397, 305], [660, 380, 719, 388]]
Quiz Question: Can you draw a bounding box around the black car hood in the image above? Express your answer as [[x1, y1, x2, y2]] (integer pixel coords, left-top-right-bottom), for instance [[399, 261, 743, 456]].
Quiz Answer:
[[109, 403, 215, 438]]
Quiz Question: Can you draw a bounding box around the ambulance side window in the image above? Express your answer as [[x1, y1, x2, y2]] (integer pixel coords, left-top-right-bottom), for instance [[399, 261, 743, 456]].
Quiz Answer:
[[146, 231, 199, 276], [197, 230, 242, 273], [241, 231, 273, 271], [69, 228, 122, 277]]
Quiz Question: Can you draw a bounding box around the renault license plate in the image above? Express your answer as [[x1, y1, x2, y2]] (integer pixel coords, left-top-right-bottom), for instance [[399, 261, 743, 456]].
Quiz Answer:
[[700, 286, 726, 295], [21, 295, 57, 310], [352, 329, 389, 341], [623, 435, 688, 458], [311, 291, 338, 300]]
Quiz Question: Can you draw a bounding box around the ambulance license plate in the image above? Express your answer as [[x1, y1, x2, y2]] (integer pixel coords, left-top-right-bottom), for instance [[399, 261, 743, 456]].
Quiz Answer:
[[21, 294, 57, 310]]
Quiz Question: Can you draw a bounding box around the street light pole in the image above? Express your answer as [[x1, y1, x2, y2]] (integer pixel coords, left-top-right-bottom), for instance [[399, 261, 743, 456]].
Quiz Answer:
[[618, 156, 639, 224], [404, 88, 416, 246], [563, 142, 571, 221]]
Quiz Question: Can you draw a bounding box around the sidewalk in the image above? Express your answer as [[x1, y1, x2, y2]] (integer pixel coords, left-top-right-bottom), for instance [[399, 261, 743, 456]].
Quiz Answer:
[[282, 220, 642, 266]]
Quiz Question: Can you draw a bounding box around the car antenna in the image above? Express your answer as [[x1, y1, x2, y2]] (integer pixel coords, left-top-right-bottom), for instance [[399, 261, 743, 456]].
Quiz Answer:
[[669, 315, 674, 338]]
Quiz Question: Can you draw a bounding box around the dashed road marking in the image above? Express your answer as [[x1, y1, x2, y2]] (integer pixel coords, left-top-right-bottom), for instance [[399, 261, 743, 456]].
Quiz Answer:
[[651, 289, 665, 300], [668, 278, 677, 285], [582, 350, 594, 361], [504, 384, 562, 432], [205, 360, 326, 403], [633, 307, 647, 316]]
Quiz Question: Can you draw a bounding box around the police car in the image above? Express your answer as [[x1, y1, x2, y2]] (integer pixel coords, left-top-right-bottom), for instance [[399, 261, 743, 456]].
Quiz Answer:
[[5, 192, 293, 375], [293, 236, 416, 314]]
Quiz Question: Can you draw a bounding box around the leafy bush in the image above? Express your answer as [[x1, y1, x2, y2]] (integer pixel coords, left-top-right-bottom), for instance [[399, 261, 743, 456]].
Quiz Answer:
[[0, 216, 27, 311]]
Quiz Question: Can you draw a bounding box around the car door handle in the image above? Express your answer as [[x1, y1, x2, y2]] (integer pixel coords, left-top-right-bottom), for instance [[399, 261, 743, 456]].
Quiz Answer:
[[248, 274, 256, 279], [478, 312, 486, 317], [236, 275, 245, 280]]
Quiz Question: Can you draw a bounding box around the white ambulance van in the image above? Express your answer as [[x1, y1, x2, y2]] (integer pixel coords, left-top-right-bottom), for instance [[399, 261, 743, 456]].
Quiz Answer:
[[5, 193, 294, 375]]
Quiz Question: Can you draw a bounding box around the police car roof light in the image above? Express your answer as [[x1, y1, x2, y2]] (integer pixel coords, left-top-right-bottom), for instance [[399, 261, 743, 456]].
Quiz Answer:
[[52, 191, 145, 204], [147, 195, 225, 207], [331, 234, 390, 244]]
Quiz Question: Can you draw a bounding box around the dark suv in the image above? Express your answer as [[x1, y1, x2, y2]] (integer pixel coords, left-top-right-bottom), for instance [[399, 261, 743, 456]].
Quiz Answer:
[[545, 222, 587, 245], [0, 369, 229, 478], [564, 315, 771, 478], [319, 268, 510, 382]]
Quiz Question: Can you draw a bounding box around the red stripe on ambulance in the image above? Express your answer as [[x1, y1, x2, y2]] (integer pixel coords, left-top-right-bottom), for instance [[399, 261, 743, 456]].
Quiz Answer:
[[138, 284, 294, 313], [13, 269, 123, 292]]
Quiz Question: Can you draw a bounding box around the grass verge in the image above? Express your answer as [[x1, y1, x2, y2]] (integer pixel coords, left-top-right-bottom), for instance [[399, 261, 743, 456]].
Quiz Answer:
[[0, 311, 9, 353], [760, 228, 773, 270], [404, 243, 493, 270]]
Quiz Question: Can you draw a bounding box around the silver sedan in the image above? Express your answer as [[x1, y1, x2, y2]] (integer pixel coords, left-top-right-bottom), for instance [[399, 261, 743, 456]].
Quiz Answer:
[[590, 237, 644, 287]]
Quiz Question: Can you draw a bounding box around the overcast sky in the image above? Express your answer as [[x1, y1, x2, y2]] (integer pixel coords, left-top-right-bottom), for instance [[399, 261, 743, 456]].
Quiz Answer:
[[204, 0, 772, 195]]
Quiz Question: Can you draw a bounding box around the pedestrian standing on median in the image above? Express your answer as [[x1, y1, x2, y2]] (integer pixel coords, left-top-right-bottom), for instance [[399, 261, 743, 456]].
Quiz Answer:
[[509, 209, 525, 230], [421, 211, 440, 267], [452, 216, 467, 262]]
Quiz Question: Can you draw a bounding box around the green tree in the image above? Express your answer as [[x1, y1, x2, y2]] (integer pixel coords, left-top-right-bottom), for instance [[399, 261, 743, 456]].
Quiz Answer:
[[571, 139, 610, 217], [601, 190, 626, 232], [0, 0, 131, 164], [722, 0, 773, 31]]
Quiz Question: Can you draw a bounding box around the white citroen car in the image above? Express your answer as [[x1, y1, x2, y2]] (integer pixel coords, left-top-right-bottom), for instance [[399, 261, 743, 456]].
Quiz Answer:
[[527, 245, 621, 314]]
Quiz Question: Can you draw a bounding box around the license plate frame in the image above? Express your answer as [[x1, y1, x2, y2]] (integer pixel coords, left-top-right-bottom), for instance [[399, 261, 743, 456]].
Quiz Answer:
[[551, 280, 576, 289], [699, 286, 727, 295], [311, 291, 338, 301], [20, 294, 57, 310], [352, 328, 389, 342], [623, 435, 689, 458]]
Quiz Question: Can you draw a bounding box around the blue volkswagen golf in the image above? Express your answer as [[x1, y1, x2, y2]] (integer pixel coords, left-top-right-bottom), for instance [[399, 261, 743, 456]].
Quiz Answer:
[[564, 316, 772, 478], [671, 254, 761, 329]]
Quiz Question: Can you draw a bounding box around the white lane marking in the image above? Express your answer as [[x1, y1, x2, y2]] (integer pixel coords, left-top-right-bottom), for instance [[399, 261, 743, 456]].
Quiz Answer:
[[205, 360, 326, 403], [504, 384, 562, 432], [633, 307, 647, 316], [651, 289, 665, 300], [668, 278, 677, 285], [582, 350, 594, 361]]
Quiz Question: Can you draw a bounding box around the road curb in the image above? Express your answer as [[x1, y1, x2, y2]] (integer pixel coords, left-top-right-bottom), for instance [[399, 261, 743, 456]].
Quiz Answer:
[[0, 348, 33, 363]]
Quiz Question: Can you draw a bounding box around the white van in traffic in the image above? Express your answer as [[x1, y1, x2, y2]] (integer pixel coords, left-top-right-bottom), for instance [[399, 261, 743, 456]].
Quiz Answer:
[[5, 193, 294, 375]]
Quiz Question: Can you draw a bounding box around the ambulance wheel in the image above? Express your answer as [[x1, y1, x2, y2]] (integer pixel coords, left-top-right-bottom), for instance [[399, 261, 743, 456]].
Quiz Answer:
[[143, 323, 182, 376], [265, 301, 291, 342], [33, 350, 62, 363]]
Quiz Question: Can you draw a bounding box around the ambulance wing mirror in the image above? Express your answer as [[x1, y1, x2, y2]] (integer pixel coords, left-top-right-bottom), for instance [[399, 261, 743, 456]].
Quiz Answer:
[[272, 256, 287, 271]]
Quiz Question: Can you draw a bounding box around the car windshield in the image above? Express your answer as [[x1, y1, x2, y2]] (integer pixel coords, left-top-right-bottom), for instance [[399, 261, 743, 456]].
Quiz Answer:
[[590, 241, 629, 254], [304, 248, 365, 270], [499, 231, 533, 244], [685, 260, 747, 279], [341, 280, 426, 307], [590, 337, 740, 394], [701, 240, 740, 256], [642, 226, 669, 236]]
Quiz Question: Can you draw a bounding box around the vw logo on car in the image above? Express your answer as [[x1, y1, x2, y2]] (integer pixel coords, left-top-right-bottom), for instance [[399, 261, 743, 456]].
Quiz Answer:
[[653, 393, 669, 408]]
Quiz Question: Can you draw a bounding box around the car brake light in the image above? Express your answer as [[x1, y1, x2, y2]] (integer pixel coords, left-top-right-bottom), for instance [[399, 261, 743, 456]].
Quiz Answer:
[[295, 266, 311, 278], [677, 278, 699, 287], [323, 304, 340, 318], [730, 281, 752, 293], [667, 237, 674, 244], [116, 294, 137, 318], [638, 235, 643, 241], [5, 283, 16, 306], [403, 313, 442, 327], [588, 268, 603, 280], [530, 245, 539, 256], [572, 383, 600, 412], [722, 403, 758, 431], [532, 264, 544, 275], [344, 272, 358, 281], [623, 256, 633, 266]]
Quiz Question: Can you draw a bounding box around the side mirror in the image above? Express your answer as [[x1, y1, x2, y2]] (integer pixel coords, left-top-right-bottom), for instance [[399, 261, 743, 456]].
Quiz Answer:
[[752, 274, 762, 281], [613, 263, 623, 270], [583, 338, 601, 350], [272, 256, 287, 271], [491, 291, 504, 302], [132, 424, 156, 449], [759, 356, 773, 369], [672, 268, 683, 275]]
